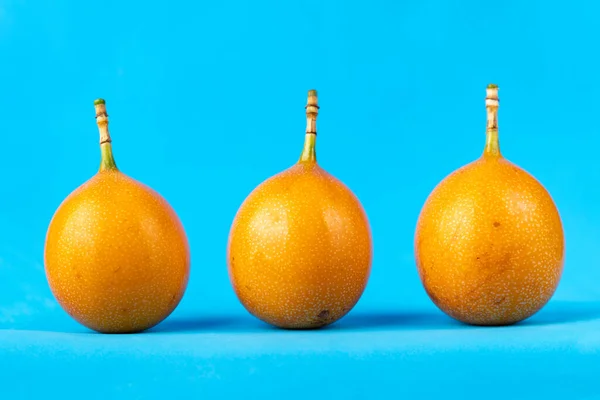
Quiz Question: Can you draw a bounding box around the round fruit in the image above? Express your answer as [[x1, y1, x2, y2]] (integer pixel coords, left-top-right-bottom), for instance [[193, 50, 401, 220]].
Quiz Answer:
[[414, 85, 565, 326], [44, 99, 190, 333], [227, 90, 372, 329]]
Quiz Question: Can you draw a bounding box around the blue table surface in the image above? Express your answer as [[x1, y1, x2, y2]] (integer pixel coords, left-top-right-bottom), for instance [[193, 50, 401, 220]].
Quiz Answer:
[[2, 298, 600, 399]]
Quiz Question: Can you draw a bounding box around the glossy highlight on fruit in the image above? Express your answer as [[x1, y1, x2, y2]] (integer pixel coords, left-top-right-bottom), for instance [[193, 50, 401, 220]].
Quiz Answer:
[[414, 84, 565, 326], [44, 99, 190, 333], [227, 90, 372, 329]]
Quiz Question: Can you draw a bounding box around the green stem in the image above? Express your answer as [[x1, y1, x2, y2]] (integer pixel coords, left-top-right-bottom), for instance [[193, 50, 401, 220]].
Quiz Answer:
[[94, 98, 119, 172], [298, 89, 319, 164], [100, 143, 118, 171], [483, 84, 502, 158], [483, 129, 501, 157], [483, 129, 502, 157], [298, 134, 317, 163]]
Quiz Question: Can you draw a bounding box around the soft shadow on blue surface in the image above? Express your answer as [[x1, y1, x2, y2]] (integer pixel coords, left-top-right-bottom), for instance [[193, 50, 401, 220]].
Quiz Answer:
[[3, 300, 598, 334], [146, 301, 600, 334], [148, 312, 455, 334], [520, 301, 600, 326], [148, 315, 259, 333], [332, 310, 459, 330], [340, 301, 600, 331]]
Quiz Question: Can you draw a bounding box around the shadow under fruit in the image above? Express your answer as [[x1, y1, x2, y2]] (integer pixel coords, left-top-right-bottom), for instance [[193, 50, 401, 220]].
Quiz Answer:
[[227, 90, 373, 329], [44, 99, 190, 333], [414, 85, 565, 326]]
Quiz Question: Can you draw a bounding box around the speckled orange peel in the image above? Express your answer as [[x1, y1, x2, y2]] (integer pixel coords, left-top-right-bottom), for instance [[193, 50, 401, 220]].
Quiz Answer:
[[44, 99, 190, 334], [414, 84, 565, 326], [227, 90, 373, 329]]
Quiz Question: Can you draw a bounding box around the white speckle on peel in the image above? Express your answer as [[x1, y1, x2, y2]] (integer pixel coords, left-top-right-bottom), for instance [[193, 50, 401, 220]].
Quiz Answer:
[[415, 156, 565, 325], [227, 163, 373, 329]]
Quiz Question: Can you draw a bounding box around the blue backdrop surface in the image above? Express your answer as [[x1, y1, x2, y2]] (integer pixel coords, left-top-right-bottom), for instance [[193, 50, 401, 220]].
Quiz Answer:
[[1, 0, 600, 398]]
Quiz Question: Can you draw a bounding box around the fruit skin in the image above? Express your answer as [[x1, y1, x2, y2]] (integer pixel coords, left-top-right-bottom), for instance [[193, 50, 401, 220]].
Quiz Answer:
[[227, 163, 372, 329], [415, 156, 565, 325], [45, 170, 190, 333]]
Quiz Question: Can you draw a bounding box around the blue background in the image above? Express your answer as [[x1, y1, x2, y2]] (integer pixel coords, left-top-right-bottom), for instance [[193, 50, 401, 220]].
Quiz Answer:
[[1, 0, 599, 398]]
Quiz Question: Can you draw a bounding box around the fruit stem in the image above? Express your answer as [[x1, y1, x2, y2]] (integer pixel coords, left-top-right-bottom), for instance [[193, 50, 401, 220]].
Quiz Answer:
[[94, 99, 118, 171], [483, 84, 502, 157], [299, 89, 319, 163]]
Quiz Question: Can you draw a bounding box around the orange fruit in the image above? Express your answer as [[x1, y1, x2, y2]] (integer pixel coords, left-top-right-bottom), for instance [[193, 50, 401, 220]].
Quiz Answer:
[[227, 90, 372, 329], [415, 85, 565, 325], [44, 99, 190, 333]]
